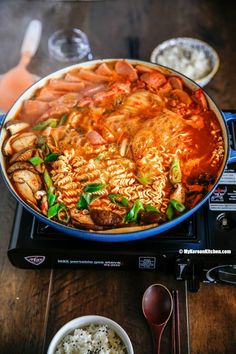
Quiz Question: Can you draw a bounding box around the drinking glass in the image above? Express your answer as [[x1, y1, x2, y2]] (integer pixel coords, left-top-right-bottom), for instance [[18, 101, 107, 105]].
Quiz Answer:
[[48, 28, 93, 63]]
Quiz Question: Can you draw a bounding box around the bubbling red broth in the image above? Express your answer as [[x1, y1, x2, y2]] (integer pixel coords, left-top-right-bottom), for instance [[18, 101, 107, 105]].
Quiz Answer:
[[2, 60, 225, 231]]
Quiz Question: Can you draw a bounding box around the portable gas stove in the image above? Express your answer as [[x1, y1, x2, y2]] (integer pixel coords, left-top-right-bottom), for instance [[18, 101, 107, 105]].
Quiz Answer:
[[7, 115, 236, 291], [7, 161, 236, 291]]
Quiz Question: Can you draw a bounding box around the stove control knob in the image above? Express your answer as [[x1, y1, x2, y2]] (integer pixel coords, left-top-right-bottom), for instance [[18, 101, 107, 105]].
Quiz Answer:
[[216, 213, 232, 230]]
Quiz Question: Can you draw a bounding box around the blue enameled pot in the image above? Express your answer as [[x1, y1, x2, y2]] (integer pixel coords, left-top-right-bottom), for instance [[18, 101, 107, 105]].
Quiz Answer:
[[0, 59, 236, 242]]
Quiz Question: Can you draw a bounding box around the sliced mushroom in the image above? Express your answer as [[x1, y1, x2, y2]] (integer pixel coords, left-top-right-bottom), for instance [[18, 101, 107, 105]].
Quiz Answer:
[[7, 161, 36, 174], [11, 132, 37, 152], [71, 220, 104, 230], [5, 120, 30, 135], [9, 146, 36, 164], [71, 208, 95, 225], [33, 149, 45, 174], [35, 191, 48, 215], [2, 134, 20, 155], [26, 198, 42, 213], [11, 170, 42, 204], [35, 190, 47, 200]]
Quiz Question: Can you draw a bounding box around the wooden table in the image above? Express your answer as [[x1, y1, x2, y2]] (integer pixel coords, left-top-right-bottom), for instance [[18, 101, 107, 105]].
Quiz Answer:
[[0, 1, 236, 353]]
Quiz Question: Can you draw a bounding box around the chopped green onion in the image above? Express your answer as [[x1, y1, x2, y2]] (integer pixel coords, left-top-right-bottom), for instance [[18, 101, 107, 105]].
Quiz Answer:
[[32, 121, 48, 131], [125, 200, 144, 223], [28, 156, 44, 166], [76, 193, 100, 210], [37, 137, 51, 155], [170, 199, 186, 212], [169, 157, 182, 184], [166, 203, 174, 220], [77, 194, 88, 210], [145, 205, 159, 213], [48, 118, 58, 128], [137, 172, 150, 186], [37, 136, 46, 147], [83, 193, 100, 206], [59, 114, 68, 126], [45, 153, 60, 163], [47, 203, 69, 222], [32, 118, 58, 131], [58, 204, 70, 223], [44, 169, 53, 188], [108, 194, 129, 207], [44, 144, 51, 156], [83, 183, 106, 193], [95, 154, 104, 161], [48, 203, 59, 219], [47, 186, 56, 207]]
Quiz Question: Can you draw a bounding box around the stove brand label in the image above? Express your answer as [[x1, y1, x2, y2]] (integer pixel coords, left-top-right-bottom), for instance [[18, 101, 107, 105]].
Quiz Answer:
[[209, 184, 236, 211], [139, 257, 156, 269], [57, 259, 122, 267], [24, 255, 46, 266], [219, 171, 236, 185]]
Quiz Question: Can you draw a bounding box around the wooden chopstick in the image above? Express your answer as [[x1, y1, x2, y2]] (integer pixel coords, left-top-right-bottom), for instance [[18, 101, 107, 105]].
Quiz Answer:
[[172, 289, 181, 354], [175, 290, 181, 354], [171, 290, 177, 354]]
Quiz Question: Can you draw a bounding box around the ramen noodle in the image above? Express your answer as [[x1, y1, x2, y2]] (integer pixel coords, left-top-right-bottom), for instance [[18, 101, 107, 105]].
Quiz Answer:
[[2, 60, 225, 231]]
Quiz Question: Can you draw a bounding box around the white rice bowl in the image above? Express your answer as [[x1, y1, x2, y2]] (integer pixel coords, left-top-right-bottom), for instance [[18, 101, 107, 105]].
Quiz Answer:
[[150, 37, 220, 86], [47, 316, 134, 354], [55, 324, 127, 354]]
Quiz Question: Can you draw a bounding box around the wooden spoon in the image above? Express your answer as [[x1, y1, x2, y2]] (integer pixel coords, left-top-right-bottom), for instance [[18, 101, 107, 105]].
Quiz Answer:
[[0, 19, 42, 112], [142, 283, 173, 354]]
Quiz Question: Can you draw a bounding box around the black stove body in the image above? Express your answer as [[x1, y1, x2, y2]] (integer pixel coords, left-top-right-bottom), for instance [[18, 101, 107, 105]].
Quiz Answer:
[[8, 162, 236, 291]]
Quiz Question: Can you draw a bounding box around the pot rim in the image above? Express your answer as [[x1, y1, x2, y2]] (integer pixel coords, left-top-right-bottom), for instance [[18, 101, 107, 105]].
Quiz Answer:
[[0, 59, 229, 242]]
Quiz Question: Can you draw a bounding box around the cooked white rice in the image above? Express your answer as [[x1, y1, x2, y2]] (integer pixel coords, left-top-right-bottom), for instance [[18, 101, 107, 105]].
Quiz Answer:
[[55, 324, 127, 354], [157, 45, 211, 80]]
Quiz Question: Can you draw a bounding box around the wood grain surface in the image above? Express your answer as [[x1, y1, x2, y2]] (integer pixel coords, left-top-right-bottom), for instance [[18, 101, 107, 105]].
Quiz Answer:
[[189, 283, 236, 354], [0, 1, 236, 353], [44, 271, 189, 354]]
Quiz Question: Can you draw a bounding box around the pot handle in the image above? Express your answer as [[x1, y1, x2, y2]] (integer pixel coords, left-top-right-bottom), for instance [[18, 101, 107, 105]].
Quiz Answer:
[[223, 111, 236, 164]]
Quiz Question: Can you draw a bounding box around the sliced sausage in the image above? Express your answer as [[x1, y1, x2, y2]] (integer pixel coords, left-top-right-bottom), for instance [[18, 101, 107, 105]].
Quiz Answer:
[[140, 71, 166, 89], [115, 60, 138, 81]]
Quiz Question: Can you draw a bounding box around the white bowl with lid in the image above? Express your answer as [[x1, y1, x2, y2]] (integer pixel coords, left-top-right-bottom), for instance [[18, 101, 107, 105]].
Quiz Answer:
[[150, 37, 220, 86], [47, 315, 134, 354]]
